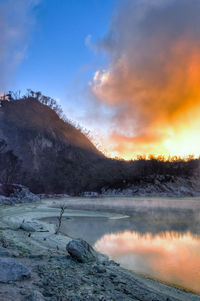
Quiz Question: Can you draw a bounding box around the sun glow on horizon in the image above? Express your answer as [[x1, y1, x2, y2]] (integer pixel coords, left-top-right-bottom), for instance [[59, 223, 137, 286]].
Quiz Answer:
[[92, 124, 200, 161], [88, 1, 200, 162], [90, 67, 200, 161]]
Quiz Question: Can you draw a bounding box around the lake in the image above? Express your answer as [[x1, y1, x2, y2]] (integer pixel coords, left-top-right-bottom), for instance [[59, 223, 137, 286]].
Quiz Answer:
[[48, 197, 200, 294]]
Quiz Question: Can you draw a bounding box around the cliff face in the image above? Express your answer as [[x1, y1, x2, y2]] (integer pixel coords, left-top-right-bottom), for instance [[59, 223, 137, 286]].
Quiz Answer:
[[0, 98, 104, 194]]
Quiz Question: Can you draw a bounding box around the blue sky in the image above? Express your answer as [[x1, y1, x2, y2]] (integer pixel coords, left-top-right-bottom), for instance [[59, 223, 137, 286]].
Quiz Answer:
[[5, 0, 199, 159], [9, 0, 114, 122]]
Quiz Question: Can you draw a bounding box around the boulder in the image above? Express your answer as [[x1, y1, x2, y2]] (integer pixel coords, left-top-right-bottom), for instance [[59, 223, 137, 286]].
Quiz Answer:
[[20, 222, 36, 232], [66, 239, 97, 263], [19, 221, 48, 232], [0, 258, 30, 283], [10, 184, 40, 203], [0, 183, 39, 205]]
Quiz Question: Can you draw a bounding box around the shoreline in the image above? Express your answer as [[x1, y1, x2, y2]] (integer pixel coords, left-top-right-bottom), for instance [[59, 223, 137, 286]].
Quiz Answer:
[[0, 199, 200, 300]]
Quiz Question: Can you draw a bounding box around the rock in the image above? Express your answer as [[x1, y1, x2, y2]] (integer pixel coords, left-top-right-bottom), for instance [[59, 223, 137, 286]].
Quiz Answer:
[[93, 265, 106, 273], [20, 222, 36, 232], [0, 183, 39, 205], [0, 194, 11, 205], [66, 239, 97, 263], [83, 191, 99, 197], [100, 175, 200, 197], [109, 260, 120, 266], [0, 258, 30, 283], [25, 291, 44, 301], [19, 221, 48, 232], [10, 184, 40, 203], [109, 272, 117, 279], [20, 290, 28, 295]]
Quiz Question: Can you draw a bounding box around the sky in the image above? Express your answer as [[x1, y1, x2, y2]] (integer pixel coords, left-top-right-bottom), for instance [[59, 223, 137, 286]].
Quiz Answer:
[[3, 0, 114, 119], [1, 0, 200, 160]]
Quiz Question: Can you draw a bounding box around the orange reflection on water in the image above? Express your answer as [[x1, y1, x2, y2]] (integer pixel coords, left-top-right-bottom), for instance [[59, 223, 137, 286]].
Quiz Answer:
[[94, 231, 200, 293]]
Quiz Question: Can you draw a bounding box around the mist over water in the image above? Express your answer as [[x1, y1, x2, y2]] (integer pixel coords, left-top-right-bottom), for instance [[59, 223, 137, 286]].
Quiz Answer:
[[48, 197, 200, 293]]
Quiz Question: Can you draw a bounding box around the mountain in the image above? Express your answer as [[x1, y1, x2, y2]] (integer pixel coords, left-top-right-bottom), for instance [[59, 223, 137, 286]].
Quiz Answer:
[[0, 96, 105, 194], [0, 93, 199, 196]]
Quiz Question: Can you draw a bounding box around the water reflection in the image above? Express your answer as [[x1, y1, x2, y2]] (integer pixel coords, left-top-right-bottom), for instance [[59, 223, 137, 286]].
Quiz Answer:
[[95, 231, 200, 293], [46, 197, 200, 293]]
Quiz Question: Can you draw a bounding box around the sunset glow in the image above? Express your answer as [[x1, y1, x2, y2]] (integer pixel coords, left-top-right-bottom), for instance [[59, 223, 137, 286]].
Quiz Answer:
[[91, 51, 200, 160], [1, 0, 200, 161], [1, 1, 200, 299], [90, 1, 200, 160], [95, 231, 200, 293], [99, 124, 200, 160]]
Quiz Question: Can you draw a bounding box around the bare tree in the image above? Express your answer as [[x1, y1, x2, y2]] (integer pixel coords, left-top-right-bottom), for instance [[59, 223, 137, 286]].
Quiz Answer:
[[35, 91, 42, 101], [11, 90, 21, 100], [55, 203, 67, 235]]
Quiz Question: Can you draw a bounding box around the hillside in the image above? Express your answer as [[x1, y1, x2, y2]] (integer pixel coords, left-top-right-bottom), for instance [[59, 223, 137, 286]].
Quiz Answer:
[[0, 93, 199, 196], [0, 96, 105, 194]]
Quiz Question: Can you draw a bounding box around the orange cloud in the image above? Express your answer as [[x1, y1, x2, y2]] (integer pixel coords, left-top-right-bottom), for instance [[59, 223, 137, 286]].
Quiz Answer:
[[90, 0, 200, 159]]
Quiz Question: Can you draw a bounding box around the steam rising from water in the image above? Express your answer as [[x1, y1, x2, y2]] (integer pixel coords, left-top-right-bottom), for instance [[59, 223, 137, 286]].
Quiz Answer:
[[90, 0, 200, 159], [50, 196, 200, 293]]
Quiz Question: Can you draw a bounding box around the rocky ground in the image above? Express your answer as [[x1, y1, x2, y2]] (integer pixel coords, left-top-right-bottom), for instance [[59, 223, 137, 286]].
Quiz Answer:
[[0, 199, 200, 301], [83, 175, 200, 198], [0, 183, 39, 205], [1, 240, 200, 301]]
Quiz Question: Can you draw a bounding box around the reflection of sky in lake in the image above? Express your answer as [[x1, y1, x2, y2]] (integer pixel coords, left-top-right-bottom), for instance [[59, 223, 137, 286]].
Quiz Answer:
[[94, 231, 200, 293], [47, 197, 200, 293]]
